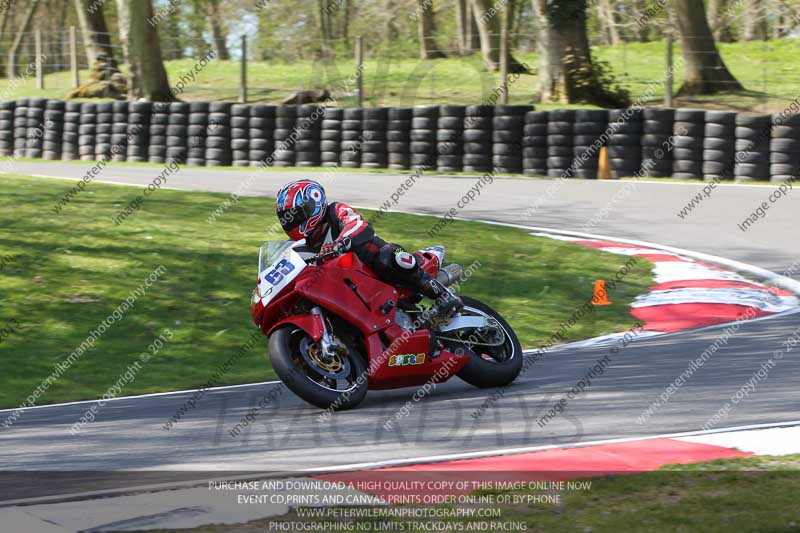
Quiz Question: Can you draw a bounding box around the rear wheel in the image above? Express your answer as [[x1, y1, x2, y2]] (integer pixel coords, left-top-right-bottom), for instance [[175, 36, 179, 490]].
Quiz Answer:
[[449, 297, 522, 388], [268, 325, 368, 410]]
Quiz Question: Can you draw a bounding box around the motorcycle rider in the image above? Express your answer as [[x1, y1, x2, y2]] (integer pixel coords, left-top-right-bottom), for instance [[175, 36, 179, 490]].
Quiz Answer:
[[275, 179, 463, 323]]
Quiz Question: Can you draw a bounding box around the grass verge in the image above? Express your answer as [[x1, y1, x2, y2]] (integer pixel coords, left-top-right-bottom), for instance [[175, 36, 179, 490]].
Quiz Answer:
[[0, 173, 653, 408]]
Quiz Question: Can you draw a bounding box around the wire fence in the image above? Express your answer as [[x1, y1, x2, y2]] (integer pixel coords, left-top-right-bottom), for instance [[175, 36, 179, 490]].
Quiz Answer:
[[2, 28, 800, 111]]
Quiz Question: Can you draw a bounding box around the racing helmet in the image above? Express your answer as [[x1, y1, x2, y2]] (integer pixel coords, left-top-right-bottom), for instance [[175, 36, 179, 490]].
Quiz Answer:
[[275, 179, 328, 241]]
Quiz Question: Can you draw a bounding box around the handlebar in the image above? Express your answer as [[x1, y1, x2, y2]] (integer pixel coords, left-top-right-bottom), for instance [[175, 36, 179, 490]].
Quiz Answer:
[[308, 237, 352, 264]]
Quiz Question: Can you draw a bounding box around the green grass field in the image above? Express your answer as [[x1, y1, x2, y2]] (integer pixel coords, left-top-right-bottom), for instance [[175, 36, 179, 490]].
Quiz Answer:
[[6, 38, 800, 111], [122, 454, 800, 533], [0, 173, 653, 408]]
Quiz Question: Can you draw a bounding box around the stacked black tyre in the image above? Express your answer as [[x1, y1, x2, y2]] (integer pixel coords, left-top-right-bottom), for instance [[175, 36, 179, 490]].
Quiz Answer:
[[230, 104, 249, 166], [274, 106, 297, 168], [734, 114, 771, 182], [61, 101, 81, 161], [0, 101, 14, 157], [387, 108, 412, 171], [410, 106, 438, 171], [249, 105, 275, 166], [166, 102, 189, 165], [320, 108, 342, 168], [547, 109, 574, 177], [437, 105, 464, 172], [462, 105, 493, 172], [607, 108, 643, 179], [110, 101, 129, 162], [126, 102, 150, 163], [769, 113, 800, 183], [13, 99, 28, 157], [148, 102, 169, 164], [572, 110, 607, 179], [78, 102, 96, 161], [207, 102, 232, 166], [295, 105, 322, 168], [492, 105, 529, 174], [640, 108, 674, 178], [25, 98, 47, 159], [671, 109, 704, 179], [361, 108, 388, 169], [43, 100, 64, 161], [95, 102, 113, 161], [186, 102, 208, 166], [702, 111, 736, 182], [340, 108, 361, 169], [522, 111, 548, 176]]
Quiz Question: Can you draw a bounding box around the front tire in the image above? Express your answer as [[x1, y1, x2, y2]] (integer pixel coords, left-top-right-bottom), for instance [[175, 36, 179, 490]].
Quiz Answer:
[[268, 325, 368, 410], [454, 297, 523, 388]]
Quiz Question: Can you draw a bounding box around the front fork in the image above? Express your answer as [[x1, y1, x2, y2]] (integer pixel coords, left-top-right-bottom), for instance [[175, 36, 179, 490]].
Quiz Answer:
[[311, 306, 344, 358]]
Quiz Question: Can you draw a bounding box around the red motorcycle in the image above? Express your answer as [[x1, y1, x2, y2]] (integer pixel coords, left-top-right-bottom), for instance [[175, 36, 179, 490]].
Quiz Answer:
[[250, 239, 522, 410]]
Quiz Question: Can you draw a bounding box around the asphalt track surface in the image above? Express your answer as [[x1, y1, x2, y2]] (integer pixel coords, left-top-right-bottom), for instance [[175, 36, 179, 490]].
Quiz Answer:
[[1, 162, 798, 500]]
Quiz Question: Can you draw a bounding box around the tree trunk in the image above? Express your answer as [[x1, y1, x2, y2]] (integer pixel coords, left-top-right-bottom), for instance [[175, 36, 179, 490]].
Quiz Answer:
[[8, 0, 40, 78], [0, 2, 13, 76], [631, 0, 648, 42], [742, 2, 765, 41], [417, 0, 447, 59], [343, 0, 350, 46], [206, 0, 229, 60], [532, 0, 627, 107], [456, 0, 468, 54], [465, 0, 480, 52], [469, 0, 526, 72], [674, 0, 743, 95], [73, 0, 119, 78], [116, 0, 174, 101], [600, 0, 621, 45]]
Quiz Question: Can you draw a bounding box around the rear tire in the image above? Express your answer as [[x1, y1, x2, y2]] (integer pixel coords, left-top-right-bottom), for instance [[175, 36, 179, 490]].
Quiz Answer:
[[268, 325, 368, 410], [454, 297, 523, 388]]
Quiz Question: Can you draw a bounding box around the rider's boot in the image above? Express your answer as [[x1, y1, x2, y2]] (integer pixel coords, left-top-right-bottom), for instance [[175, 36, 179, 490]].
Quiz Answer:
[[421, 277, 463, 326]]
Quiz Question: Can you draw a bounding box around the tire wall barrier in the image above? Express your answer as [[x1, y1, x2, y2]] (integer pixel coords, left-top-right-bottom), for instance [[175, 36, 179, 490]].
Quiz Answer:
[[0, 99, 795, 182]]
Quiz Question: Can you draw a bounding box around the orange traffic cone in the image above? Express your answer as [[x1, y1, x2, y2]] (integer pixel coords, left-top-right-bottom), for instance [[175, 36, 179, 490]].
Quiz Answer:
[[597, 146, 612, 180], [592, 280, 612, 306]]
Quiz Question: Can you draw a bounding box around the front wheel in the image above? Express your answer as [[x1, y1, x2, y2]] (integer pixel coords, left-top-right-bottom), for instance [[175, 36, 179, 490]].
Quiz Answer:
[[451, 297, 523, 388], [268, 325, 368, 410]]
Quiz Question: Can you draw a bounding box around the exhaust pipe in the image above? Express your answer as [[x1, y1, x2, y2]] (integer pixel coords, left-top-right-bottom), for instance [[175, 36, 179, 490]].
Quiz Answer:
[[436, 263, 464, 287]]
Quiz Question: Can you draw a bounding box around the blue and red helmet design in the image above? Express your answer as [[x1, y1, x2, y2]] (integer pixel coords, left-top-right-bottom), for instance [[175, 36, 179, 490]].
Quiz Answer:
[[276, 179, 328, 241]]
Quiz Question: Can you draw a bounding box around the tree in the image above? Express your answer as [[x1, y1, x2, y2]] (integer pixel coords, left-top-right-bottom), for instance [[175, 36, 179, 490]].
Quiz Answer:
[[416, 0, 447, 59], [206, 0, 230, 59], [674, 0, 742, 95], [741, 2, 766, 41], [532, 0, 628, 106], [115, 0, 174, 101], [7, 0, 40, 78], [468, 0, 526, 72], [597, 0, 620, 45], [73, 0, 118, 71]]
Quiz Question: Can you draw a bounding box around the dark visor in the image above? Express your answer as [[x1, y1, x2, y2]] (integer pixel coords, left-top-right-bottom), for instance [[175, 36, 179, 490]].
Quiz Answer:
[[278, 200, 316, 232]]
